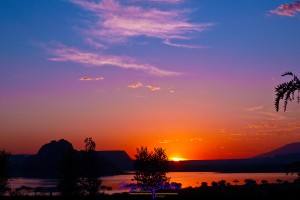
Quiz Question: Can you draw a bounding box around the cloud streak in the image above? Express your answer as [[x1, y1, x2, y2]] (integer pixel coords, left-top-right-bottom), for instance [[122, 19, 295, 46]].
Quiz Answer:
[[128, 82, 143, 88], [128, 82, 162, 91], [158, 138, 179, 144], [189, 137, 203, 142], [163, 39, 206, 49], [71, 0, 212, 45], [269, 1, 300, 17], [146, 85, 161, 91], [159, 139, 174, 144], [246, 120, 300, 134], [79, 77, 104, 81], [48, 44, 180, 76], [245, 106, 264, 112]]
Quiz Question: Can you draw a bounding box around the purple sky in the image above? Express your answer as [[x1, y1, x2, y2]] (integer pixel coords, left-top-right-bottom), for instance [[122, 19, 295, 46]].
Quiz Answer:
[[0, 0, 300, 160]]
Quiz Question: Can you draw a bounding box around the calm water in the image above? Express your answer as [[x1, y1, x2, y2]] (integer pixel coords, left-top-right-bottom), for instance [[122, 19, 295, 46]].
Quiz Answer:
[[10, 172, 298, 194]]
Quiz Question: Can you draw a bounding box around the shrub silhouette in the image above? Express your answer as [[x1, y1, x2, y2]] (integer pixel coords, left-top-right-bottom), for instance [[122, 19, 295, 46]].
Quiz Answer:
[[0, 149, 10, 197]]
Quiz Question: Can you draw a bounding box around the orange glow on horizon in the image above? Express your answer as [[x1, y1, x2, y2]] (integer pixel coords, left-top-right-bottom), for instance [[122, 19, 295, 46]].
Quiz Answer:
[[169, 153, 187, 161], [170, 157, 186, 162]]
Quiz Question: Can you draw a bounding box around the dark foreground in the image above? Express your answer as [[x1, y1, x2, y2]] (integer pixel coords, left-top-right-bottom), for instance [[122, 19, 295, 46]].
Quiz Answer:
[[2, 182, 300, 200]]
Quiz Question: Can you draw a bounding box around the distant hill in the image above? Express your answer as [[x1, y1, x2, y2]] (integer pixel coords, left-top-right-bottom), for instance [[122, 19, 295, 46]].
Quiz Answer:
[[37, 139, 74, 157], [10, 140, 300, 176], [254, 142, 300, 158], [169, 142, 300, 173], [96, 151, 133, 172], [21, 139, 76, 177]]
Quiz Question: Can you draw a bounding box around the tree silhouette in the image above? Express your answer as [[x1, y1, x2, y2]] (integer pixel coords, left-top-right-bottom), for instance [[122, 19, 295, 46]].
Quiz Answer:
[[286, 161, 300, 180], [233, 180, 239, 185], [133, 146, 170, 188], [200, 182, 208, 187], [218, 180, 226, 187], [78, 137, 102, 196], [58, 150, 80, 196], [244, 179, 257, 186], [84, 137, 96, 152], [275, 71, 300, 112], [275, 72, 300, 178], [0, 149, 10, 197]]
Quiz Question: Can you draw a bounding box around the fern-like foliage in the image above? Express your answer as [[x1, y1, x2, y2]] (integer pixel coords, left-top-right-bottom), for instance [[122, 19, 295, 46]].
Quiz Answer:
[[275, 71, 300, 112]]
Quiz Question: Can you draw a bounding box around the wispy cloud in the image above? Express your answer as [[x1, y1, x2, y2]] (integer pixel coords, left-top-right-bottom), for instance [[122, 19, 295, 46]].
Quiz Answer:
[[128, 82, 163, 92], [79, 77, 93, 81], [128, 82, 143, 88], [269, 1, 300, 17], [146, 85, 161, 91], [163, 39, 206, 49], [158, 138, 179, 144], [247, 121, 278, 129], [71, 0, 212, 46], [44, 0, 212, 78], [189, 137, 203, 142], [242, 111, 287, 121], [258, 111, 287, 121], [246, 120, 300, 133], [168, 86, 175, 93], [245, 106, 264, 112], [159, 139, 174, 144], [48, 44, 180, 76], [243, 106, 300, 135], [79, 76, 104, 81], [243, 106, 288, 121], [85, 38, 107, 49], [95, 77, 104, 80]]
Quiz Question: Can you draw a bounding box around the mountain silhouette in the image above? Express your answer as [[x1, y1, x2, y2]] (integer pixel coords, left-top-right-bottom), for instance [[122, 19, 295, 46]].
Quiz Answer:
[[10, 139, 133, 178], [169, 142, 300, 173], [20, 139, 74, 177], [254, 142, 300, 158], [10, 140, 300, 176], [96, 151, 133, 172], [37, 139, 74, 157]]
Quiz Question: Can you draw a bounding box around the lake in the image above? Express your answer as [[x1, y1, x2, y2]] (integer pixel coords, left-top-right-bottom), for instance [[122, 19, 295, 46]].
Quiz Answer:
[[9, 172, 298, 194]]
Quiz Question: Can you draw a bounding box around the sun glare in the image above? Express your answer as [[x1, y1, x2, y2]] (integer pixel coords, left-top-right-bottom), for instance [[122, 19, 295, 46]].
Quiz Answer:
[[171, 157, 185, 162]]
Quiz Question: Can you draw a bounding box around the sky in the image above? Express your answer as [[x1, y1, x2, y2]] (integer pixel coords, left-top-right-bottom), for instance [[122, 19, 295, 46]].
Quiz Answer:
[[0, 0, 300, 160]]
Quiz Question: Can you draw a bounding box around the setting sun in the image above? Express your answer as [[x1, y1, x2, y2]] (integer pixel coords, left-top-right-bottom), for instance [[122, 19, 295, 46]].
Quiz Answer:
[[171, 157, 186, 162]]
